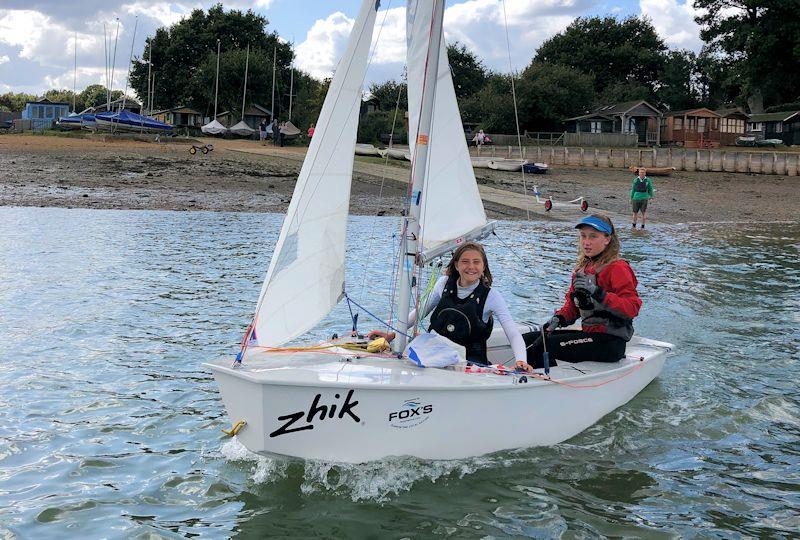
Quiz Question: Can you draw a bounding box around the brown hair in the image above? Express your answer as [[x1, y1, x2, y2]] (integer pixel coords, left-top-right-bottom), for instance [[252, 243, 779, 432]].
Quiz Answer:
[[575, 213, 620, 271], [445, 242, 493, 287]]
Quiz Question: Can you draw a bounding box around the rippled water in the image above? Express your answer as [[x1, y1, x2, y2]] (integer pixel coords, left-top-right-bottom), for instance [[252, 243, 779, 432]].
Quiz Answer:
[[1, 207, 798, 538]]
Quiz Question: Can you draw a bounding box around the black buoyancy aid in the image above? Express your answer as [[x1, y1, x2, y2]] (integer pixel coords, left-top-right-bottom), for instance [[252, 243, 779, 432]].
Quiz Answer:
[[573, 266, 634, 341], [633, 177, 649, 193], [428, 275, 494, 364]]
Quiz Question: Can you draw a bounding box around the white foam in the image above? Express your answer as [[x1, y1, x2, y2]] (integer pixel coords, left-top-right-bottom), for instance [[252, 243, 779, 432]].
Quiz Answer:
[[220, 438, 289, 484]]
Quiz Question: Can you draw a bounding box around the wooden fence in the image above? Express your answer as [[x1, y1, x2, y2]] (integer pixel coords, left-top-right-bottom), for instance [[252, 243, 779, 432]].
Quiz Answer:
[[470, 145, 800, 176]]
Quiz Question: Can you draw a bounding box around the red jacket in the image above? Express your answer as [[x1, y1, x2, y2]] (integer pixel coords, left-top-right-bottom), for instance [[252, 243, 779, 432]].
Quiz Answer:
[[556, 259, 641, 339]]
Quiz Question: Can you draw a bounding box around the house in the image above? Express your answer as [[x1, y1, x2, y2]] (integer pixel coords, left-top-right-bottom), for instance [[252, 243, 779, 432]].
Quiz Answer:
[[747, 111, 800, 146], [564, 100, 662, 145], [21, 98, 70, 130], [715, 108, 749, 146], [660, 108, 722, 148], [242, 103, 272, 129], [151, 106, 202, 131]]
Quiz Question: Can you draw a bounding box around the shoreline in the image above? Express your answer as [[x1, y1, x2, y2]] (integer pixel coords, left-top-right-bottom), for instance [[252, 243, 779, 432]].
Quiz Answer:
[[2, 134, 799, 224]]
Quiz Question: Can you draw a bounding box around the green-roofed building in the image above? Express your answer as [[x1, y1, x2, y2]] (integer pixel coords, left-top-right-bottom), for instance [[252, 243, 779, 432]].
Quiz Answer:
[[747, 111, 800, 146]]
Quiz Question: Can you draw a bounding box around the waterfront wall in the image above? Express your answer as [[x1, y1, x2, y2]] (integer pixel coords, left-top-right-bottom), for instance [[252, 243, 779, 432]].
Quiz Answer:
[[471, 145, 800, 176]]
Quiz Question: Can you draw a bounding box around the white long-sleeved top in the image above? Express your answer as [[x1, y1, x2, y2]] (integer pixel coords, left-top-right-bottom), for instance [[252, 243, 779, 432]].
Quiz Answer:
[[410, 275, 527, 362]]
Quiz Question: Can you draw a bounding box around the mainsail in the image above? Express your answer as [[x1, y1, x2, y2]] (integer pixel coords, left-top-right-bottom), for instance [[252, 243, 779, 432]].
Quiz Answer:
[[406, 0, 489, 259], [252, 0, 380, 347]]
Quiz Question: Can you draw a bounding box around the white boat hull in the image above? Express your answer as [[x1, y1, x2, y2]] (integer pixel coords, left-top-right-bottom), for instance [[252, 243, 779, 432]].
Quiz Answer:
[[471, 157, 493, 169], [354, 143, 381, 156], [205, 333, 671, 462], [488, 159, 527, 172]]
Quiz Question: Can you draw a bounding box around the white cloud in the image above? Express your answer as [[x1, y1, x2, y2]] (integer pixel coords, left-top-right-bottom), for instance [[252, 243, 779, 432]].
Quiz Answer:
[[0, 10, 49, 61], [296, 11, 356, 80], [122, 2, 191, 27], [640, 0, 703, 51], [296, 0, 589, 82], [0, 54, 10, 65]]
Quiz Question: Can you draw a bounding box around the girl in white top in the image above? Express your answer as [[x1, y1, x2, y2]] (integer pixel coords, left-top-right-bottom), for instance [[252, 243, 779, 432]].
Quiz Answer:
[[374, 242, 527, 365]]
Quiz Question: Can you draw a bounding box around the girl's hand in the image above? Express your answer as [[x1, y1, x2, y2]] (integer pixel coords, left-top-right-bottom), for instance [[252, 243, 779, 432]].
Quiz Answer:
[[367, 330, 396, 342], [515, 360, 533, 373]]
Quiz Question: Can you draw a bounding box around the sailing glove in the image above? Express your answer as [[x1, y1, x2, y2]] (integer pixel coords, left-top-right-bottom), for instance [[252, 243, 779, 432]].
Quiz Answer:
[[543, 315, 563, 333], [573, 273, 606, 301]]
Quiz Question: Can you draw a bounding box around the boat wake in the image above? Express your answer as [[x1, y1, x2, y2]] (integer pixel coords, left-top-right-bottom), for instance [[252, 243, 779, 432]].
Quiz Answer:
[[221, 437, 515, 502]]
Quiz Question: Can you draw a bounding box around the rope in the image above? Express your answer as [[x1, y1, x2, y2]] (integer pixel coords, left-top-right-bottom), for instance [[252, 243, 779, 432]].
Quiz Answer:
[[344, 292, 414, 340], [500, 0, 530, 220]]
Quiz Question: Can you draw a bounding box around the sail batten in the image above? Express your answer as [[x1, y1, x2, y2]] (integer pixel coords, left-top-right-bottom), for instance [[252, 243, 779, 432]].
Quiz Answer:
[[252, 0, 380, 347]]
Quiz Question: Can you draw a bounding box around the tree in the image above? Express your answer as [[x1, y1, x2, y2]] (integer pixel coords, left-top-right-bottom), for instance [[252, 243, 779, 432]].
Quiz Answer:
[[517, 63, 596, 131], [129, 4, 295, 119], [446, 42, 487, 100], [0, 92, 38, 112], [657, 50, 701, 111], [535, 16, 667, 101], [459, 74, 517, 132], [694, 0, 800, 111], [368, 80, 407, 112]]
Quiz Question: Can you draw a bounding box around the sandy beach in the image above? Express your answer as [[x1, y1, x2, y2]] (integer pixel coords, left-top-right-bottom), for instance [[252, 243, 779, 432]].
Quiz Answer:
[[2, 133, 799, 223]]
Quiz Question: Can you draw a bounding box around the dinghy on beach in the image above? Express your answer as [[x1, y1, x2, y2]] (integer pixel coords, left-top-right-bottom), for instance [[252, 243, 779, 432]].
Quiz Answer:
[[205, 0, 672, 463], [488, 159, 528, 172], [355, 143, 382, 156]]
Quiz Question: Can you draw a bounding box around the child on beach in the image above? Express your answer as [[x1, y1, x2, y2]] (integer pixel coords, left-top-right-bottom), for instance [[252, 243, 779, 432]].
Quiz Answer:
[[516, 214, 642, 372], [631, 167, 654, 229]]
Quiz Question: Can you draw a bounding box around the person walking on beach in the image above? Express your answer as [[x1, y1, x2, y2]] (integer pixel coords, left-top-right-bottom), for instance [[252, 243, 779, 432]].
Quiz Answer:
[[259, 119, 267, 145], [516, 214, 642, 372], [631, 167, 654, 229], [271, 117, 280, 147]]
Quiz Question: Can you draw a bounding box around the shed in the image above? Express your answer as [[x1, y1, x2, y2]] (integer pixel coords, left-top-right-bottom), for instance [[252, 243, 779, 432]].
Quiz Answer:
[[565, 100, 662, 145], [748, 111, 800, 146], [21, 98, 70, 131], [660, 108, 722, 148]]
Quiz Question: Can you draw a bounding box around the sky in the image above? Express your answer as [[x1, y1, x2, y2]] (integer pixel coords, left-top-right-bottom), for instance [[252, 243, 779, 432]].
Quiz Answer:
[[0, 0, 705, 99]]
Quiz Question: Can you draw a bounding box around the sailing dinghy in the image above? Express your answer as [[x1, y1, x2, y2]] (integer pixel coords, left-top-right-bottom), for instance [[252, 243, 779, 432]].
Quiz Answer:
[[205, 0, 672, 463]]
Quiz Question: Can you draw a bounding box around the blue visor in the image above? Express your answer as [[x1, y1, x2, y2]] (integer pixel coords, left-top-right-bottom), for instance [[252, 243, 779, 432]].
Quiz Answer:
[[575, 216, 614, 235]]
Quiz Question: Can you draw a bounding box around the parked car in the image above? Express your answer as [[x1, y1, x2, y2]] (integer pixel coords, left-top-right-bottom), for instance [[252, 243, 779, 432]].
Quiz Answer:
[[0, 120, 12, 131]]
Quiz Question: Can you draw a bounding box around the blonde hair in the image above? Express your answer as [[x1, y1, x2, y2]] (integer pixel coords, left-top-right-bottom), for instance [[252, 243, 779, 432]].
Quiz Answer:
[[575, 214, 620, 271], [445, 242, 493, 287]]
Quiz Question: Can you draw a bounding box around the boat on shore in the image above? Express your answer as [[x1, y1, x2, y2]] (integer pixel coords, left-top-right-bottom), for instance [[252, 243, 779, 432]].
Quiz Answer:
[[355, 143, 382, 156], [523, 162, 549, 174], [488, 159, 528, 172], [95, 110, 173, 134], [629, 166, 676, 176], [205, 0, 672, 464]]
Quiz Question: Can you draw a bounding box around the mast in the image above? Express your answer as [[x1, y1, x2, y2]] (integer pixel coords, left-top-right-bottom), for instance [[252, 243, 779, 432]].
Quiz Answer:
[[103, 24, 108, 109], [288, 41, 294, 121], [240, 43, 250, 121], [394, 0, 445, 353], [72, 32, 77, 113], [213, 39, 221, 120], [110, 17, 120, 111], [121, 16, 138, 112], [270, 45, 276, 121], [146, 40, 152, 115]]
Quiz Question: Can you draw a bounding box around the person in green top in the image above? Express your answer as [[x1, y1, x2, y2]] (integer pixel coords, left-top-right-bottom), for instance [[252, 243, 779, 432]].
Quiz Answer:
[[630, 167, 654, 229]]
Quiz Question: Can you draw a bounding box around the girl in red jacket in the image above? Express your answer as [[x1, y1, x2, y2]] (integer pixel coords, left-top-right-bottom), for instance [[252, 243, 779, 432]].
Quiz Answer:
[[517, 214, 641, 372]]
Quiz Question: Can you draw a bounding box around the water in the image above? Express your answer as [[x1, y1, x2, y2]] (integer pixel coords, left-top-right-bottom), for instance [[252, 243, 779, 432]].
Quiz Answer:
[[1, 207, 798, 538]]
